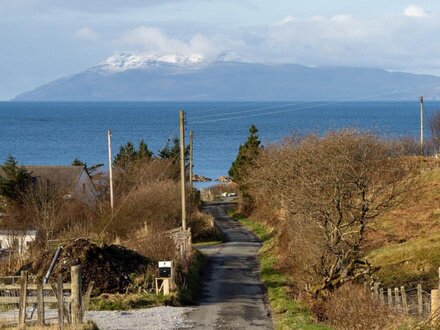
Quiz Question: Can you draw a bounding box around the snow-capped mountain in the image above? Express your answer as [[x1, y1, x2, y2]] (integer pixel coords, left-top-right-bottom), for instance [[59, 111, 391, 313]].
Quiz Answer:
[[99, 53, 206, 72], [13, 54, 440, 101]]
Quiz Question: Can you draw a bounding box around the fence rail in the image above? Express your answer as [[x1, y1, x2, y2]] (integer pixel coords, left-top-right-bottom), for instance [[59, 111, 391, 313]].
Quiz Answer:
[[0, 265, 91, 328]]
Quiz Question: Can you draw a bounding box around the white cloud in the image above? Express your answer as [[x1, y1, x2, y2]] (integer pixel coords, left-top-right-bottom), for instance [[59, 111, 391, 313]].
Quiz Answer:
[[213, 12, 440, 74], [275, 15, 297, 26], [109, 11, 440, 74], [116, 26, 219, 57], [403, 5, 427, 17], [75, 27, 98, 41]]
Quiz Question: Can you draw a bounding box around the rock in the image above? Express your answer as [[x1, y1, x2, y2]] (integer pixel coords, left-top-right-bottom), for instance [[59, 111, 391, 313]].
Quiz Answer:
[[216, 176, 231, 183], [193, 174, 212, 182]]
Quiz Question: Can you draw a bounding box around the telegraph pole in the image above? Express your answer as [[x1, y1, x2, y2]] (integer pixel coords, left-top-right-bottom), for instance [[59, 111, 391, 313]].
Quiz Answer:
[[107, 129, 114, 214], [420, 96, 424, 155], [189, 130, 193, 189], [179, 111, 187, 230]]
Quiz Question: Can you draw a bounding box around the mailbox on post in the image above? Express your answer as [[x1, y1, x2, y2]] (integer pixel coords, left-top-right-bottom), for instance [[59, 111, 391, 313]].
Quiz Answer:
[[158, 261, 172, 278]]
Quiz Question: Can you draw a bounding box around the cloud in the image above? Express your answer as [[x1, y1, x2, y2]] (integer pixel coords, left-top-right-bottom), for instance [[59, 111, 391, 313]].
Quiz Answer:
[[108, 10, 440, 74], [275, 15, 297, 26], [403, 5, 427, 17], [0, 0, 187, 13], [210, 12, 440, 74], [116, 26, 219, 57], [75, 27, 98, 41]]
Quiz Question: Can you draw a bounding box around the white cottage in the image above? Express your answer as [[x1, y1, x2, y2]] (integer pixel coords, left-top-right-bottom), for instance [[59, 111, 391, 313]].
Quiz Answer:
[[0, 230, 37, 254]]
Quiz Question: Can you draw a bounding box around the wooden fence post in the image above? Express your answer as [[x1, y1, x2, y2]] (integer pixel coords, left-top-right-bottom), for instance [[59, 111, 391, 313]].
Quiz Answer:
[[387, 288, 393, 306], [431, 289, 439, 322], [57, 273, 64, 330], [37, 278, 44, 326], [373, 282, 379, 298], [394, 287, 401, 309], [379, 288, 385, 305], [438, 267, 440, 290], [18, 270, 28, 329], [417, 283, 423, 316], [71, 265, 82, 325], [401, 286, 408, 315]]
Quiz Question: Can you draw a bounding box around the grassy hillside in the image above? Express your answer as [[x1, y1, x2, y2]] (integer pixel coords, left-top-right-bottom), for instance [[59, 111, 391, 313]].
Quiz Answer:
[[367, 157, 440, 289]]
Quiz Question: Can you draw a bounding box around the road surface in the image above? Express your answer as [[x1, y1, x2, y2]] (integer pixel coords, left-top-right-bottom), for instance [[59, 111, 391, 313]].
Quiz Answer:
[[184, 202, 272, 329]]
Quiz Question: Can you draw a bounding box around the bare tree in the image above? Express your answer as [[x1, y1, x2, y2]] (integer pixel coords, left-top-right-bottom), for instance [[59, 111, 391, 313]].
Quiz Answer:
[[244, 130, 410, 297], [19, 180, 64, 244], [429, 110, 440, 155]]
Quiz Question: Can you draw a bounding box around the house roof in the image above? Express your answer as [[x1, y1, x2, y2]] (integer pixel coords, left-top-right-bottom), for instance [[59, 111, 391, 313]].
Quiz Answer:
[[25, 166, 85, 192], [0, 165, 86, 193]]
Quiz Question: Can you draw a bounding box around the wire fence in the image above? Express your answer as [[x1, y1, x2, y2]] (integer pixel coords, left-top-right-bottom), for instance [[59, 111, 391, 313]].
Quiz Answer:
[[373, 283, 433, 319]]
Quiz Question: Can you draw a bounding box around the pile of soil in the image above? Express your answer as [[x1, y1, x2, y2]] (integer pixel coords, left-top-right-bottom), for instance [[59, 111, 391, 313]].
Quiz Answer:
[[28, 239, 150, 295]]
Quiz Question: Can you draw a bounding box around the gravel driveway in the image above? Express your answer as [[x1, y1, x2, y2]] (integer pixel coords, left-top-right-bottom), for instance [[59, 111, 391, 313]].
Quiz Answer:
[[86, 306, 195, 330], [0, 306, 194, 329]]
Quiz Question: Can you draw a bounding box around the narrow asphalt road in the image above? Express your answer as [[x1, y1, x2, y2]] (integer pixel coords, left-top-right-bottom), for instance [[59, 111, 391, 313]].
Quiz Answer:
[[184, 202, 273, 329]]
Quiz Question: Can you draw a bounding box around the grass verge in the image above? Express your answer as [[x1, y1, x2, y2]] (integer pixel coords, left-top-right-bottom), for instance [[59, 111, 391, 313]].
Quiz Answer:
[[89, 292, 173, 311], [176, 249, 206, 305], [230, 212, 330, 330]]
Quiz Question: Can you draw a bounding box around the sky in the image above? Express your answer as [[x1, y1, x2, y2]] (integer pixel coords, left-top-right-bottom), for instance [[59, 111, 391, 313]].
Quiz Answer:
[[1, 0, 440, 100]]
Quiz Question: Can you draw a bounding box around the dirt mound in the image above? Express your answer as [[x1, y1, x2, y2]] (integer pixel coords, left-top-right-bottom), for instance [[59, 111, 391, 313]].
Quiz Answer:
[[29, 239, 150, 295]]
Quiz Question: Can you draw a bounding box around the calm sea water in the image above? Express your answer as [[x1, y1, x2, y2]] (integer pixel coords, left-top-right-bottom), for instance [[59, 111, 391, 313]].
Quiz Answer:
[[0, 101, 438, 185]]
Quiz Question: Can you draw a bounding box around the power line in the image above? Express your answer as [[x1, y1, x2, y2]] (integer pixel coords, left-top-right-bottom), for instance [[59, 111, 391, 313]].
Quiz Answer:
[[188, 82, 440, 125], [189, 101, 309, 120], [186, 101, 261, 115]]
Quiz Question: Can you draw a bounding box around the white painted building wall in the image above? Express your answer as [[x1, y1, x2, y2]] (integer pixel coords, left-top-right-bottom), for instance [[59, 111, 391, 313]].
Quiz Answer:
[[0, 230, 37, 254]]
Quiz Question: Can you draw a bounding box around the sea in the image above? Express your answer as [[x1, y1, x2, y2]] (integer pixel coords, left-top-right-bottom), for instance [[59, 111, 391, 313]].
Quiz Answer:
[[0, 101, 438, 188]]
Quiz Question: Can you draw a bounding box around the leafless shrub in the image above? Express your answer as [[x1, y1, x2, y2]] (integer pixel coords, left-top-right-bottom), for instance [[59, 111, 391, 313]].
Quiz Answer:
[[114, 158, 179, 197], [429, 110, 440, 155], [125, 231, 176, 263], [188, 210, 219, 242], [103, 179, 181, 239], [323, 283, 405, 329], [244, 130, 410, 297], [387, 136, 420, 157]]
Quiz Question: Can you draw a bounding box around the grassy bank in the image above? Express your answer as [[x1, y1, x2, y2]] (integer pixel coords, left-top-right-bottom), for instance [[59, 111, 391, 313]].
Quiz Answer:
[[89, 292, 173, 311], [367, 164, 440, 289], [231, 212, 330, 330]]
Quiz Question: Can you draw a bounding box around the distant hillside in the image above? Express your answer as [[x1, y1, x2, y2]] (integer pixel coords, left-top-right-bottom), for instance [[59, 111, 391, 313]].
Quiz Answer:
[[13, 53, 440, 101]]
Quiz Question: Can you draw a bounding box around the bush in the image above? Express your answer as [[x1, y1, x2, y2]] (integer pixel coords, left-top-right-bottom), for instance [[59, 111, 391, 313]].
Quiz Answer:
[[243, 130, 411, 297], [322, 283, 404, 329]]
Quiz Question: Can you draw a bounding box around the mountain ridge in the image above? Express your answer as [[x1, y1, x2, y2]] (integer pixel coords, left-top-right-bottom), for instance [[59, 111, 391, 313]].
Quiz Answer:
[[13, 54, 440, 101]]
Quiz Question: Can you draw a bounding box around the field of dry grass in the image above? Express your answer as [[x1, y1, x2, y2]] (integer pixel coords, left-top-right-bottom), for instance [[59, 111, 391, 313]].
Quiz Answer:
[[366, 157, 440, 288]]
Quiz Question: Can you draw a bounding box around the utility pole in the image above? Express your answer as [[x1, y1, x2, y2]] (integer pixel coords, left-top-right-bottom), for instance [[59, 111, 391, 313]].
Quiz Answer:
[[179, 111, 187, 231], [420, 96, 424, 155], [189, 130, 193, 189], [107, 129, 114, 214]]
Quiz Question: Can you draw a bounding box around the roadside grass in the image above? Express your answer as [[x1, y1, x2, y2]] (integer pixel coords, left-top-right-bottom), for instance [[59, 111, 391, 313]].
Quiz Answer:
[[176, 249, 206, 305], [193, 240, 223, 247], [230, 211, 330, 330], [89, 292, 173, 311]]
